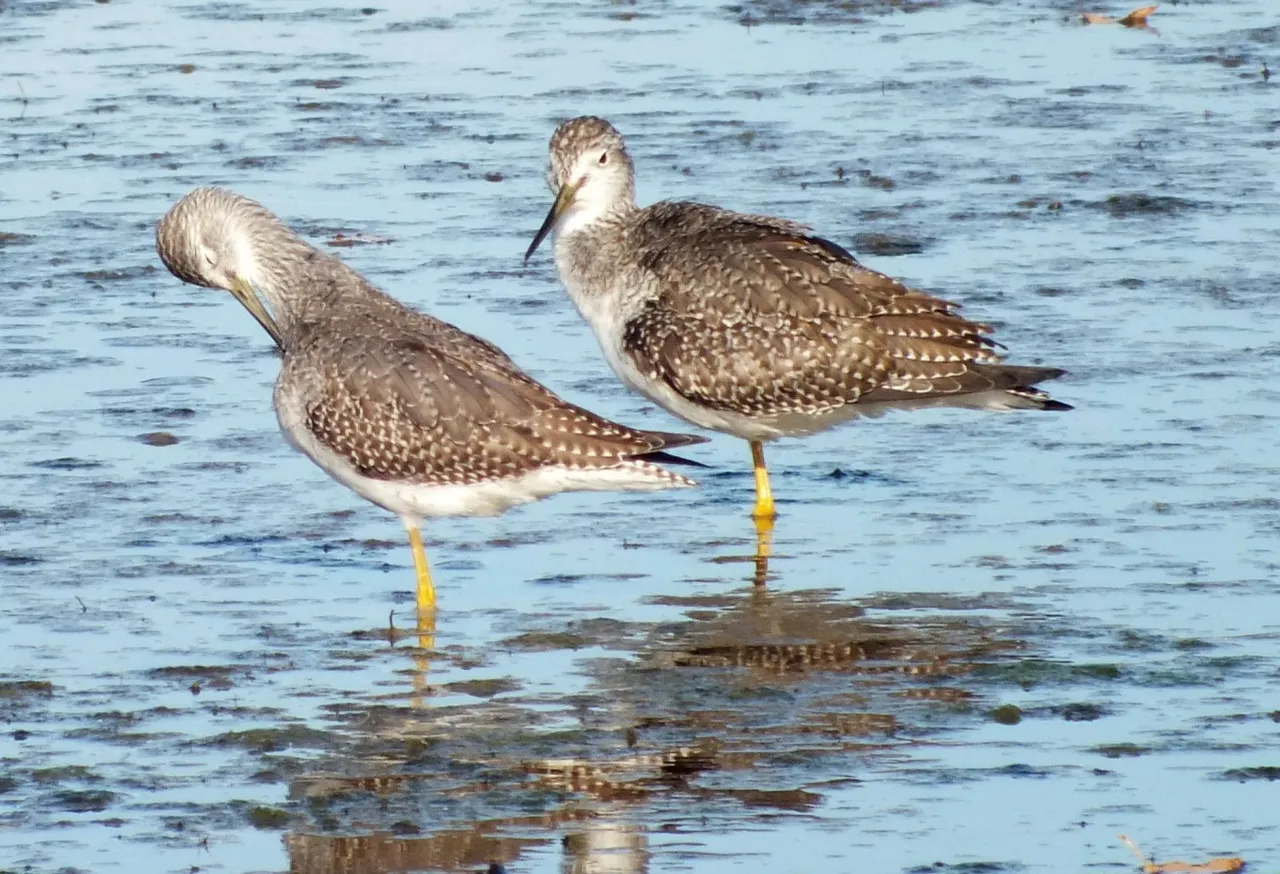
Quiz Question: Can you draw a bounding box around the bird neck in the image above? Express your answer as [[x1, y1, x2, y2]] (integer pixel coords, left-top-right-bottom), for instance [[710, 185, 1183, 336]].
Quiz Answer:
[[551, 206, 653, 333], [558, 176, 637, 242]]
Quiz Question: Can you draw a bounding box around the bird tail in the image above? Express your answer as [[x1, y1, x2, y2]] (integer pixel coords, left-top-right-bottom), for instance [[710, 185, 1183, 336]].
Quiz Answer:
[[641, 449, 710, 469], [995, 365, 1073, 411]]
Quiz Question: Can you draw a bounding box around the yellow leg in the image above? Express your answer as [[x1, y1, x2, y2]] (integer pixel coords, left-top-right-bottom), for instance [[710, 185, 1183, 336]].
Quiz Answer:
[[411, 604, 435, 707], [406, 523, 436, 615], [752, 512, 774, 587], [415, 601, 436, 650], [749, 440, 776, 519]]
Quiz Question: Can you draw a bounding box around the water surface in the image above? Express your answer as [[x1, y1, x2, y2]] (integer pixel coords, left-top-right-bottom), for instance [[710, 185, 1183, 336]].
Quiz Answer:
[[2, 1, 1279, 872]]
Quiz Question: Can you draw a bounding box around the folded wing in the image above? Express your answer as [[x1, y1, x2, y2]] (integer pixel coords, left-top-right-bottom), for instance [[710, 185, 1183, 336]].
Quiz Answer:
[[622, 202, 1055, 418], [291, 327, 705, 485]]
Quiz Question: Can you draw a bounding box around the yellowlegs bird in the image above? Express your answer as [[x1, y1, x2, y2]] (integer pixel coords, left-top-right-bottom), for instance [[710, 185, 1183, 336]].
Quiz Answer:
[[156, 187, 707, 617], [525, 116, 1070, 528]]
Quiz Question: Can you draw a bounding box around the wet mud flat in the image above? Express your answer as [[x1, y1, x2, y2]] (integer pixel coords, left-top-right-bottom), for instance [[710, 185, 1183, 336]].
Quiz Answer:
[[3, 0, 1280, 871], [4, 584, 1278, 873]]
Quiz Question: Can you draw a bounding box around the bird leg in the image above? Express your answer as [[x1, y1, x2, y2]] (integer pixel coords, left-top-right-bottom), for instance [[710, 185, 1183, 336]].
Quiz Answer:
[[411, 606, 435, 707], [405, 522, 436, 615], [752, 511, 774, 587], [749, 440, 776, 519]]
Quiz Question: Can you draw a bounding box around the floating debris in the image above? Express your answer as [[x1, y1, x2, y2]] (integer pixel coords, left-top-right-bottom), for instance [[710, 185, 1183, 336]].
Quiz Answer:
[[1119, 834, 1245, 873], [1082, 5, 1157, 27]]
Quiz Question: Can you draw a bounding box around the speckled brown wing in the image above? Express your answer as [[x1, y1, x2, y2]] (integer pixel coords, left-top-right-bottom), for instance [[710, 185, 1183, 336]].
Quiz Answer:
[[291, 331, 705, 485], [621, 203, 1007, 417]]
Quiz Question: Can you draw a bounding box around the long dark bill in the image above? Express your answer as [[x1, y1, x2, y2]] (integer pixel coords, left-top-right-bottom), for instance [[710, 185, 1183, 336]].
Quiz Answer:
[[229, 276, 286, 351], [523, 182, 577, 263]]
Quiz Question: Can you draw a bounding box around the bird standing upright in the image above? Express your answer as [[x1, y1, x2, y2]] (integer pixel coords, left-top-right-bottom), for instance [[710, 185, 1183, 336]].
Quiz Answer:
[[525, 116, 1069, 557]]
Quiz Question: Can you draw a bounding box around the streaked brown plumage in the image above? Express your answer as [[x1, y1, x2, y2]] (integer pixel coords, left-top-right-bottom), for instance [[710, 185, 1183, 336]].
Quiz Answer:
[[617, 202, 1041, 417], [155, 186, 707, 613], [284, 306, 704, 488], [525, 116, 1069, 521]]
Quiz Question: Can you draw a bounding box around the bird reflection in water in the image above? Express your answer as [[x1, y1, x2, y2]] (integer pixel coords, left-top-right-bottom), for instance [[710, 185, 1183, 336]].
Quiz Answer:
[[284, 803, 647, 874], [287, 586, 1025, 873]]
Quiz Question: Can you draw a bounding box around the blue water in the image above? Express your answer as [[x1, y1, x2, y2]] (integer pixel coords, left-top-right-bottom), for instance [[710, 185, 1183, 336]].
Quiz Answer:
[[2, 1, 1278, 872]]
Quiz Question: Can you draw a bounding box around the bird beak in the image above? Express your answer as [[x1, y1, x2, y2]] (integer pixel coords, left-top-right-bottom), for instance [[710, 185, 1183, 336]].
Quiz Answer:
[[524, 180, 579, 263], [229, 275, 285, 350]]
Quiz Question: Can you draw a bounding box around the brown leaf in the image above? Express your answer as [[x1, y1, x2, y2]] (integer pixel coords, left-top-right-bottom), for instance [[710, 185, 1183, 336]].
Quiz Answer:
[[1119, 834, 1245, 874], [1118, 4, 1158, 26], [1081, 5, 1157, 26], [1140, 859, 1245, 873]]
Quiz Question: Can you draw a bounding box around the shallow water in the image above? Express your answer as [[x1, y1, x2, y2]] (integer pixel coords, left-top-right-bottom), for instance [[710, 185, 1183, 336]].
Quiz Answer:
[[2, 0, 1279, 872]]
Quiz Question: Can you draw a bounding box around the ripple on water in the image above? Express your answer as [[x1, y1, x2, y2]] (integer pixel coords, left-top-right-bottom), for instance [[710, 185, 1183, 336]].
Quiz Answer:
[[2, 0, 1280, 871]]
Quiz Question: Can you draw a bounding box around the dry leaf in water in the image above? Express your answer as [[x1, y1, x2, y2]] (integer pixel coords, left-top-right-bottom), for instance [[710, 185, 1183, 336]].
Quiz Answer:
[[1140, 859, 1245, 874], [1120, 835, 1245, 874], [1119, 4, 1158, 26], [1081, 4, 1158, 27]]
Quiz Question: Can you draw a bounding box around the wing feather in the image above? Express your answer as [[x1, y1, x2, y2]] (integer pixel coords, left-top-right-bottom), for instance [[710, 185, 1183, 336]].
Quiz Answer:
[[621, 202, 1019, 416], [291, 325, 705, 484]]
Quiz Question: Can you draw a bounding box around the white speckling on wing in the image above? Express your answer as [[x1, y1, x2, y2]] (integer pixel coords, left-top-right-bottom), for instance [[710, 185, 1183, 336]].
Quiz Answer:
[[157, 187, 706, 524], [541, 117, 1066, 443]]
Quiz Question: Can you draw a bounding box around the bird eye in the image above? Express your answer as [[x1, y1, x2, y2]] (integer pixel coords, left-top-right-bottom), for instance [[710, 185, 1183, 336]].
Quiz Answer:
[[597, 151, 608, 166]]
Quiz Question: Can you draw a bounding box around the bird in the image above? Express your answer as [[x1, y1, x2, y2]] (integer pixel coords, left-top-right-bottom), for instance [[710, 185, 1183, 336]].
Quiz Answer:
[[524, 116, 1070, 535], [155, 186, 708, 617]]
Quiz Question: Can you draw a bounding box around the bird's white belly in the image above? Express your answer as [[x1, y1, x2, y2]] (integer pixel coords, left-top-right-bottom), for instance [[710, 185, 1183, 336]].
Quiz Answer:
[[273, 383, 688, 523]]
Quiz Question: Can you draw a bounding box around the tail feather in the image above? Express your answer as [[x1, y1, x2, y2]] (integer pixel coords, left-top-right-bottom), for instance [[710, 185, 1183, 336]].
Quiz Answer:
[[854, 362, 1072, 415], [995, 364, 1067, 387], [997, 365, 1071, 411], [1005, 385, 1073, 411], [643, 429, 710, 451], [640, 449, 710, 469]]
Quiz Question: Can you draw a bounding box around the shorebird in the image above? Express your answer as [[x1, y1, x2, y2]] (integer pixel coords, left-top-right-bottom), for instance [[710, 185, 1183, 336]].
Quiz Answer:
[[525, 116, 1069, 529], [156, 186, 707, 616]]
